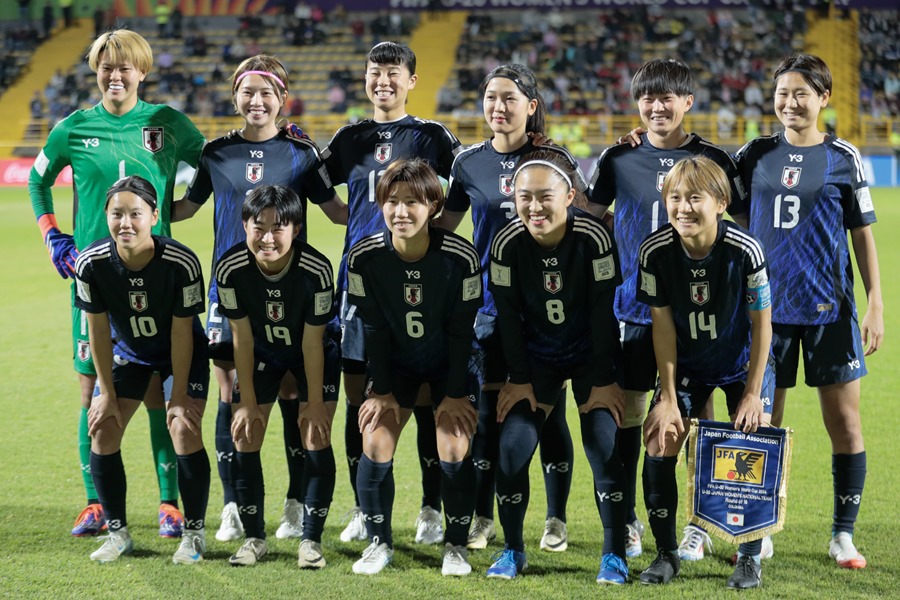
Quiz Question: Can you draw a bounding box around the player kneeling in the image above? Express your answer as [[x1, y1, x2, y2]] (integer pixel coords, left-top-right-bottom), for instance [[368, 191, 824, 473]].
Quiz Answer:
[[215, 185, 338, 567], [636, 156, 775, 590], [347, 159, 482, 576], [75, 176, 211, 564]]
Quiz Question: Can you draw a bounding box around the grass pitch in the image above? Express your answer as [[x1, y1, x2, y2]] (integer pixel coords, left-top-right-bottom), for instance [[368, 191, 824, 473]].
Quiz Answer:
[[0, 186, 898, 599]]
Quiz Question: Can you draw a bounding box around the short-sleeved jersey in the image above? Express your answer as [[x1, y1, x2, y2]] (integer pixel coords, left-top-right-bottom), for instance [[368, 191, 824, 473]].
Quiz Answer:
[[346, 228, 481, 398], [321, 115, 461, 290], [445, 139, 588, 317], [74, 236, 205, 367], [185, 130, 335, 304], [734, 132, 876, 325], [214, 239, 334, 370], [636, 221, 769, 386], [29, 100, 205, 249], [489, 206, 621, 385], [590, 133, 746, 326]]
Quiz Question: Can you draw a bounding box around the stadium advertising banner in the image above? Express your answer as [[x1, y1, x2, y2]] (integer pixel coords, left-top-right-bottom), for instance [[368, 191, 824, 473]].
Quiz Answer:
[[685, 420, 793, 544], [109, 0, 896, 16], [0, 159, 71, 187]]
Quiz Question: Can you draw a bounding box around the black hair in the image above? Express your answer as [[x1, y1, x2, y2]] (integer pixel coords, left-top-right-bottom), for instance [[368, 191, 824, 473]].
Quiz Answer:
[[366, 41, 416, 75], [773, 53, 832, 96], [631, 58, 695, 100], [105, 175, 158, 210], [479, 63, 546, 135], [241, 185, 304, 226], [514, 149, 588, 209], [375, 158, 445, 220]]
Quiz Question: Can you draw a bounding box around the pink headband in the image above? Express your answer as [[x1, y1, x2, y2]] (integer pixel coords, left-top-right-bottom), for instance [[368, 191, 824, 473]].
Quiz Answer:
[[235, 70, 287, 91]]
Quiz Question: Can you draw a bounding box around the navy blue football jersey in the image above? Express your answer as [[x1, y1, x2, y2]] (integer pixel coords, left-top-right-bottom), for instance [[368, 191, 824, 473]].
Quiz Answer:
[[636, 221, 769, 386], [186, 130, 335, 307], [346, 228, 481, 398], [446, 139, 587, 318], [590, 133, 746, 326], [214, 239, 334, 370], [735, 132, 875, 325], [74, 236, 205, 366], [489, 206, 621, 386], [321, 115, 460, 290]]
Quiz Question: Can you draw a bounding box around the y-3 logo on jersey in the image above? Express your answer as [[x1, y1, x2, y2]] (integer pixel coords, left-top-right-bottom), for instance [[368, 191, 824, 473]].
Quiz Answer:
[[267, 289, 282, 297], [250, 150, 264, 158], [405, 270, 421, 279], [82, 138, 100, 148], [129, 278, 144, 286], [377, 131, 392, 139], [659, 158, 674, 167], [788, 154, 803, 162]]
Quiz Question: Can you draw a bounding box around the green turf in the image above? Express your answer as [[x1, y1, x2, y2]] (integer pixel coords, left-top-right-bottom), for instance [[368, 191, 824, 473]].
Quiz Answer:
[[1, 186, 898, 599]]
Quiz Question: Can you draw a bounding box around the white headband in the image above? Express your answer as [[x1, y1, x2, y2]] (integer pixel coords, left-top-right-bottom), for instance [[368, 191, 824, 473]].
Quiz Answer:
[[513, 159, 573, 190]]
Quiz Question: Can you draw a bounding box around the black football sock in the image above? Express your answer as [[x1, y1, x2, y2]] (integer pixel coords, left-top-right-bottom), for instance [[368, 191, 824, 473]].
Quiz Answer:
[[539, 388, 573, 522], [581, 408, 627, 557], [496, 401, 545, 552], [440, 458, 476, 547], [91, 450, 127, 531], [233, 450, 266, 539], [278, 397, 306, 501], [177, 449, 210, 531], [414, 405, 441, 511], [215, 401, 236, 505], [617, 425, 643, 523], [345, 402, 363, 506], [356, 454, 394, 547], [833, 452, 866, 535], [472, 389, 499, 519], [643, 454, 679, 552], [302, 447, 336, 543]]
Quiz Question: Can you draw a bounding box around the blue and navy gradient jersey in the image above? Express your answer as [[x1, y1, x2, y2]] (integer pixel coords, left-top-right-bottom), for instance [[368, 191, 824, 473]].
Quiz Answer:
[[214, 239, 334, 370], [489, 206, 621, 386], [590, 133, 746, 325], [321, 115, 460, 290], [346, 228, 481, 398], [636, 221, 769, 386], [445, 139, 587, 318], [186, 130, 335, 307], [74, 236, 205, 367], [735, 132, 875, 325]]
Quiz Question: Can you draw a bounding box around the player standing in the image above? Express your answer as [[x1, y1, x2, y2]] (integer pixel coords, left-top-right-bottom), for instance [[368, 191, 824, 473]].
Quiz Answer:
[[590, 58, 748, 561], [636, 156, 774, 589], [173, 54, 346, 544], [435, 63, 582, 553], [320, 42, 461, 544], [346, 159, 481, 576], [735, 54, 882, 569], [214, 185, 336, 567], [75, 176, 210, 564], [486, 152, 629, 584], [28, 29, 205, 538]]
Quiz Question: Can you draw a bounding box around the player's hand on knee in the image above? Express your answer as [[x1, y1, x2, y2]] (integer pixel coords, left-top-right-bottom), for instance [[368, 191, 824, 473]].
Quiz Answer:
[[436, 396, 477, 438], [733, 393, 764, 434], [231, 404, 264, 444], [358, 393, 400, 433], [88, 392, 122, 436], [497, 381, 536, 423], [644, 395, 683, 453], [166, 394, 202, 435], [579, 382, 625, 426], [299, 401, 332, 446]]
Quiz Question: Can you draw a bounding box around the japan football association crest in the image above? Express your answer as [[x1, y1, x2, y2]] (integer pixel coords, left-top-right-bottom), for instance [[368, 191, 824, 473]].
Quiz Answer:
[[246, 163, 264, 184], [543, 271, 563, 294], [781, 166, 801, 189], [404, 284, 423, 306], [142, 127, 164, 153], [266, 301, 285, 322], [129, 291, 148, 312], [499, 174, 514, 196], [690, 281, 710, 306], [208, 328, 222, 345], [657, 171, 667, 192], [374, 143, 392, 164], [77, 340, 91, 362]]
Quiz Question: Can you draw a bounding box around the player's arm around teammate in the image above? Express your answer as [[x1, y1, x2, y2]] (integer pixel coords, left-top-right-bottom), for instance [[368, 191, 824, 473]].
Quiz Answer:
[[486, 151, 629, 584], [216, 185, 336, 568], [346, 159, 481, 577], [76, 176, 210, 565]]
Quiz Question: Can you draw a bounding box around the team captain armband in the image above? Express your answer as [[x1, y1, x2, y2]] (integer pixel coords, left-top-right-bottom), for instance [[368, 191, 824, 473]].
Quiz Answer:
[[746, 269, 771, 311]]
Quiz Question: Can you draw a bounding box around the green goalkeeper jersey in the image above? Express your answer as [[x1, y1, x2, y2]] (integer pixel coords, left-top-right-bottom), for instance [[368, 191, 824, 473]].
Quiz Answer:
[[29, 100, 205, 249]]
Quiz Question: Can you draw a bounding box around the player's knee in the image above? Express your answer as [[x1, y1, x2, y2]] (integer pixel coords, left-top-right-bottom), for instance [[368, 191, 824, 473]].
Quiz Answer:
[[362, 428, 398, 463], [436, 427, 470, 463], [168, 416, 200, 447], [622, 390, 648, 429], [92, 421, 125, 453]]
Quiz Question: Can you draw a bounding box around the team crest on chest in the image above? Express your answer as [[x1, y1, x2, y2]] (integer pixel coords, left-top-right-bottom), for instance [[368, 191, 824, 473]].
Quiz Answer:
[[404, 284, 423, 306], [374, 143, 392, 164], [690, 281, 710, 306], [781, 167, 801, 189], [657, 171, 667, 192], [543, 271, 563, 294], [246, 163, 264, 183], [142, 127, 164, 153], [129, 291, 149, 312], [266, 301, 285, 322], [499, 174, 514, 196]]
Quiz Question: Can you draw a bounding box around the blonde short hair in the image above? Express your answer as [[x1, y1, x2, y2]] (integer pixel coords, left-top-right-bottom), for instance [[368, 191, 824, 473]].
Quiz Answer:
[[661, 155, 732, 209], [87, 30, 153, 74]]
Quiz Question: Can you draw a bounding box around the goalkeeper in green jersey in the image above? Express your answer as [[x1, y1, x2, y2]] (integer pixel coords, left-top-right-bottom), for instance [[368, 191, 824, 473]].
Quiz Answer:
[[28, 29, 205, 537]]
